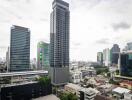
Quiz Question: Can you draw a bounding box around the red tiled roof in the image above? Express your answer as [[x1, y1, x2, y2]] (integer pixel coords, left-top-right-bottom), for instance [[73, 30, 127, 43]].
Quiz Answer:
[[121, 80, 132, 85]]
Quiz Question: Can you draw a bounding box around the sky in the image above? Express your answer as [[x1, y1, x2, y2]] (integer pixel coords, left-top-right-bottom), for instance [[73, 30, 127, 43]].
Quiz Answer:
[[0, 0, 132, 61]]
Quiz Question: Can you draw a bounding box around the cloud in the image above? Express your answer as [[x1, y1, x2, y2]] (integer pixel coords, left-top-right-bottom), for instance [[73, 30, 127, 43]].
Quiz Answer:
[[70, 0, 103, 10], [70, 42, 81, 50], [72, 42, 81, 46], [0, 46, 7, 49], [112, 22, 131, 31], [0, 0, 132, 61], [40, 18, 48, 22], [95, 38, 110, 45]]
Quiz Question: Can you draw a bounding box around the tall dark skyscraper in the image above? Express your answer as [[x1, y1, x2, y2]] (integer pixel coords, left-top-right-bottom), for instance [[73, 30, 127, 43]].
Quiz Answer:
[[50, 0, 70, 85], [10, 25, 30, 72], [119, 52, 132, 77], [111, 44, 120, 65]]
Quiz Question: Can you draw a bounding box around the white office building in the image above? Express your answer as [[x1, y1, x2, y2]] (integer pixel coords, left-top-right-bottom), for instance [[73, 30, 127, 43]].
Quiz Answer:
[[70, 71, 82, 83]]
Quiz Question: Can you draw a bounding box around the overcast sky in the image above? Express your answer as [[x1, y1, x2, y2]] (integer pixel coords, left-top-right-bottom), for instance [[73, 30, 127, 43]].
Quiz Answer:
[[0, 0, 132, 61]]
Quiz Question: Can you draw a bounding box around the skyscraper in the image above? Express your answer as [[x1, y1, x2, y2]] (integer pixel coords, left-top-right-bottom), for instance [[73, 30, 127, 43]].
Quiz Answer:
[[123, 42, 132, 51], [119, 52, 132, 77], [37, 41, 49, 70], [6, 47, 10, 72], [10, 25, 30, 72], [50, 0, 70, 85], [111, 44, 120, 65], [103, 48, 111, 66], [97, 52, 103, 65]]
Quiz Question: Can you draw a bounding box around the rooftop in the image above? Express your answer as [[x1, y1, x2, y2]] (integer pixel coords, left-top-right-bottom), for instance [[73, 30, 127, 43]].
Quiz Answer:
[[52, 0, 69, 9], [1, 81, 37, 88], [94, 95, 111, 100], [32, 94, 60, 100], [65, 83, 82, 90], [80, 87, 99, 94], [0, 70, 48, 77], [121, 80, 132, 85], [112, 87, 131, 94]]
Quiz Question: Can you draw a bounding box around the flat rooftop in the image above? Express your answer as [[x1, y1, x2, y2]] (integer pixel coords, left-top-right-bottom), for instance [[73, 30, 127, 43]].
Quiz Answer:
[[112, 87, 131, 94], [32, 94, 60, 100], [65, 83, 82, 90], [0, 70, 48, 77]]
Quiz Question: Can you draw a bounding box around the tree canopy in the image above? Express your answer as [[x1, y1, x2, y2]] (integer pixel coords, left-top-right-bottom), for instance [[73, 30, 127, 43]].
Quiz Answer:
[[60, 92, 78, 100], [36, 76, 51, 85]]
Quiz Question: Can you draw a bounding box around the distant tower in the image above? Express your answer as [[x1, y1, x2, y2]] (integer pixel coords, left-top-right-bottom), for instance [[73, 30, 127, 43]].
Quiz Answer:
[[97, 52, 103, 65], [6, 47, 10, 72], [37, 41, 49, 70], [10, 25, 30, 72], [50, 0, 70, 85], [111, 44, 120, 65], [123, 42, 132, 51], [119, 52, 132, 77], [103, 48, 111, 66]]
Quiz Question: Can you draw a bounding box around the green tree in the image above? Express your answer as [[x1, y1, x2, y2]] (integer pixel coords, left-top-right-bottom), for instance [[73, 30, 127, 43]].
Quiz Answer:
[[107, 72, 111, 77], [104, 68, 109, 73], [37, 76, 51, 85], [60, 92, 78, 100], [96, 68, 109, 75], [115, 70, 119, 75], [96, 69, 102, 75], [109, 78, 119, 85]]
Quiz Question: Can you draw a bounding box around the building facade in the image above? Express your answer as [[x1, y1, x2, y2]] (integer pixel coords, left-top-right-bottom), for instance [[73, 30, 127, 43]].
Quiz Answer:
[[30, 58, 37, 70], [6, 47, 10, 72], [126, 42, 132, 51], [123, 42, 132, 52], [97, 52, 103, 65], [81, 69, 96, 78], [50, 0, 70, 85], [103, 48, 111, 66], [37, 41, 49, 70], [69, 71, 82, 83], [80, 88, 99, 100], [111, 44, 120, 65], [10, 25, 30, 72], [119, 52, 132, 77]]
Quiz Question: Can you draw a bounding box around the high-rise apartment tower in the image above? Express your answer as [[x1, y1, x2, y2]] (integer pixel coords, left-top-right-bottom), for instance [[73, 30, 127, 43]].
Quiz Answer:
[[50, 0, 70, 85]]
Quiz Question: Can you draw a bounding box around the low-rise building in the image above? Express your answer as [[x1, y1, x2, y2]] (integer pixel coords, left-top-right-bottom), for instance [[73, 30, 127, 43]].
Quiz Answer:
[[112, 87, 131, 99], [70, 71, 82, 83], [81, 69, 96, 78], [95, 75, 109, 85], [124, 92, 132, 100], [97, 84, 114, 94], [64, 83, 100, 100], [120, 80, 132, 90], [64, 83, 82, 98], [80, 88, 99, 100], [94, 95, 112, 100]]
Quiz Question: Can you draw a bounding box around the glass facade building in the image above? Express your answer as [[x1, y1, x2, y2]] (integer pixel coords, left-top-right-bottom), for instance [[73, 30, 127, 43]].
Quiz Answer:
[[10, 25, 30, 72], [97, 52, 103, 65], [103, 48, 111, 66], [120, 53, 132, 77], [37, 41, 49, 70], [110, 44, 120, 65], [50, 0, 70, 85]]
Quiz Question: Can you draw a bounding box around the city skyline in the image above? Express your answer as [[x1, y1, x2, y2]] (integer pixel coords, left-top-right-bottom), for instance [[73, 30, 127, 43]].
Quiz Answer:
[[0, 0, 132, 61]]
